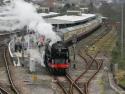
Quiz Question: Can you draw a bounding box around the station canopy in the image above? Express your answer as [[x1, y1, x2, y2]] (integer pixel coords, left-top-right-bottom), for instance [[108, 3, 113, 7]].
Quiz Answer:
[[45, 13, 96, 25], [38, 12, 59, 18]]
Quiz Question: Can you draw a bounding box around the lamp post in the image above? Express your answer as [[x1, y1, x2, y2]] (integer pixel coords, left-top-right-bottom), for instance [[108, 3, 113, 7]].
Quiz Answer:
[[21, 26, 27, 66], [121, 3, 124, 59], [72, 34, 77, 69]]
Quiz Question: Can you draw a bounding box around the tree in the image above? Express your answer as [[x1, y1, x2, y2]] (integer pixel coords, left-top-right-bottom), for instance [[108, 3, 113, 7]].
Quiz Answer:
[[99, 2, 116, 20], [88, 0, 94, 13], [60, 3, 71, 14]]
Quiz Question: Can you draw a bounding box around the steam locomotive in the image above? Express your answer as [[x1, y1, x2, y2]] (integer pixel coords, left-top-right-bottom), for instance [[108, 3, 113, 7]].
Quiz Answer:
[[44, 41, 70, 75]]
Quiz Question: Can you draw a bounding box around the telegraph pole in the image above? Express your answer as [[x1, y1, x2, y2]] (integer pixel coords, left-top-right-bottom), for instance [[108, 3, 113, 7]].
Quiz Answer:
[[21, 26, 26, 66], [89, 0, 94, 13], [121, 3, 124, 59], [72, 34, 77, 69]]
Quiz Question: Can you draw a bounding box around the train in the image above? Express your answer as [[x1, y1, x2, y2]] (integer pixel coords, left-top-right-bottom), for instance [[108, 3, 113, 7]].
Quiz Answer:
[[55, 15, 102, 44], [44, 41, 70, 75], [43, 14, 102, 75]]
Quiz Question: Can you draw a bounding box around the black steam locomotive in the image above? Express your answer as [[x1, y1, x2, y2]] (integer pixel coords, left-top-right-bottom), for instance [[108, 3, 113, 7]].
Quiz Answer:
[[44, 41, 70, 75]]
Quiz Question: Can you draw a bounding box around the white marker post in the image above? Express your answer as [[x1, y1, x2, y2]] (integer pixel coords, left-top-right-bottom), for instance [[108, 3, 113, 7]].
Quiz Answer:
[[51, 80, 57, 94]]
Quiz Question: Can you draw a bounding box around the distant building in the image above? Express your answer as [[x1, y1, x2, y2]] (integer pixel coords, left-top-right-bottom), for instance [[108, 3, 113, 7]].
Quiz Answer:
[[118, 0, 125, 3], [53, 0, 84, 7], [84, 0, 114, 4], [67, 0, 82, 4]]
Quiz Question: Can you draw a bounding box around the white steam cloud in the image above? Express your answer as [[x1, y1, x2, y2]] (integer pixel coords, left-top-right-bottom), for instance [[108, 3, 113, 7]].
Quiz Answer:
[[0, 0, 61, 44], [13, 0, 61, 44]]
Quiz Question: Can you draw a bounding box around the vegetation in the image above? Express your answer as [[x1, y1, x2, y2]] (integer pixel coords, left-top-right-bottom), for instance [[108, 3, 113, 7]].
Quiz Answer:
[[59, 3, 80, 14], [112, 43, 125, 70], [96, 2, 125, 86], [110, 3, 125, 86], [119, 79, 125, 87]]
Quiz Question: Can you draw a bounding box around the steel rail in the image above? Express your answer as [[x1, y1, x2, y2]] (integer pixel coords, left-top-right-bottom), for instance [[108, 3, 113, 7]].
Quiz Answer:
[[0, 87, 9, 94], [4, 48, 20, 94]]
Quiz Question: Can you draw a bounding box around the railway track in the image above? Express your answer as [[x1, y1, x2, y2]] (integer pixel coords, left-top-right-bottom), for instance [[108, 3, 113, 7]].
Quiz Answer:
[[73, 24, 114, 94], [4, 47, 20, 94], [77, 25, 114, 70], [54, 74, 84, 94], [54, 51, 103, 94], [55, 25, 112, 94], [0, 35, 10, 94], [0, 87, 9, 94], [77, 26, 112, 50], [70, 51, 103, 94], [0, 34, 20, 94], [67, 25, 113, 94], [92, 27, 116, 54]]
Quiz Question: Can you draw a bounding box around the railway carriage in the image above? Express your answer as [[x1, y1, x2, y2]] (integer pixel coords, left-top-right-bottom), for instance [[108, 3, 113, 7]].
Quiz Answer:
[[46, 13, 102, 44], [60, 17, 102, 43]]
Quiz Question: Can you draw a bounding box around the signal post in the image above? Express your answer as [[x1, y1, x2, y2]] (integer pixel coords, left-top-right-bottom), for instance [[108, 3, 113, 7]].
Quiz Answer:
[[72, 34, 77, 69]]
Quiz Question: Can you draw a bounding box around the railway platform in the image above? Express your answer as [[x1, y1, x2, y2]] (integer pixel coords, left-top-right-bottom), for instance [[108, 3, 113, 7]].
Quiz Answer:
[[8, 34, 56, 94], [8, 34, 45, 68]]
